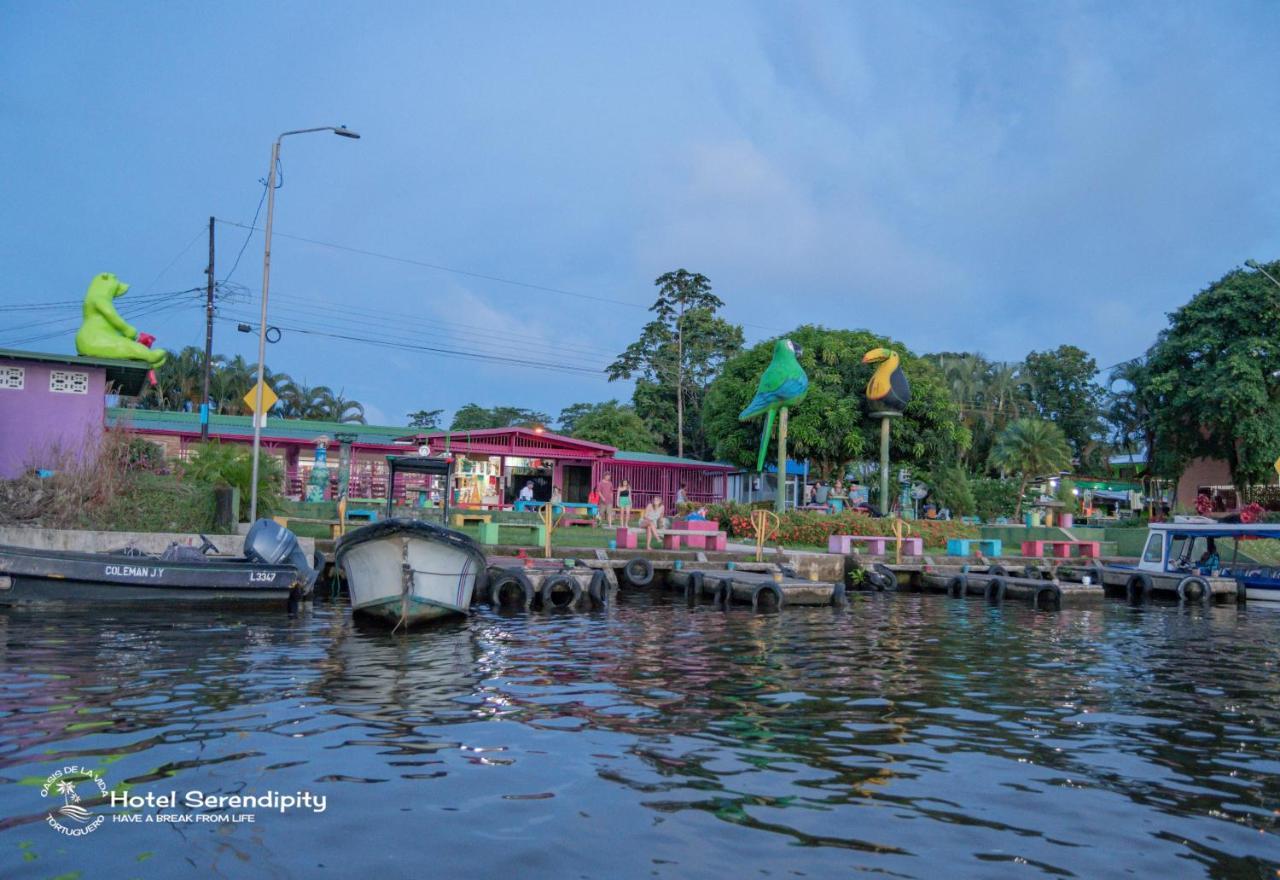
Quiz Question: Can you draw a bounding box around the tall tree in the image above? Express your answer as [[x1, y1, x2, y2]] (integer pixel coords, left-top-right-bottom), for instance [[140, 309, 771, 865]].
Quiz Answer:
[[450, 404, 551, 431], [608, 270, 741, 458], [703, 325, 968, 477], [1138, 262, 1280, 490], [407, 409, 444, 430], [557, 400, 658, 451], [1022, 345, 1103, 462], [988, 418, 1072, 517]]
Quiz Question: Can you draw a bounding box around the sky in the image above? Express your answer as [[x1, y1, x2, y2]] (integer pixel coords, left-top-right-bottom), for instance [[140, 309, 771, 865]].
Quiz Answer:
[[4, 1, 1280, 428]]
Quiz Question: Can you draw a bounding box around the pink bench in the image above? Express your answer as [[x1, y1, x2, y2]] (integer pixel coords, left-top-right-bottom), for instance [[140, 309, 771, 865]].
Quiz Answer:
[[828, 535, 923, 556], [1021, 540, 1101, 559], [616, 526, 727, 551], [670, 518, 720, 549]]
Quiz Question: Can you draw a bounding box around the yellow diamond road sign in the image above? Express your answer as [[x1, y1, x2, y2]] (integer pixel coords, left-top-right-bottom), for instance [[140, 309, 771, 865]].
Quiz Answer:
[[1274, 455, 1280, 478], [243, 381, 278, 415]]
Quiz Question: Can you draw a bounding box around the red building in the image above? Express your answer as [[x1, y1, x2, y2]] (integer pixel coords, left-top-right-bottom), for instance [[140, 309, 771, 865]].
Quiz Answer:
[[108, 408, 731, 509]]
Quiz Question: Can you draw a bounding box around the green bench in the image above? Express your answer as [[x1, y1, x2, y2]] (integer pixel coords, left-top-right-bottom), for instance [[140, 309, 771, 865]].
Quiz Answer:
[[478, 521, 547, 546]]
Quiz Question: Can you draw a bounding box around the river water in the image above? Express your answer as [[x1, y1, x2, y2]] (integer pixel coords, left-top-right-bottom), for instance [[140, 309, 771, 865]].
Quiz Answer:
[[0, 593, 1276, 878]]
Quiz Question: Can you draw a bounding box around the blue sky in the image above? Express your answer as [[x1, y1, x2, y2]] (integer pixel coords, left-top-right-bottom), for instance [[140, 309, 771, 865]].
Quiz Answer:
[[4, 1, 1279, 427]]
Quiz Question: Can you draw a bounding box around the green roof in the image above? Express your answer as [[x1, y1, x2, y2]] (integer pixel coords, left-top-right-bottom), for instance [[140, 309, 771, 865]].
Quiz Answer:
[[612, 450, 735, 469], [107, 407, 413, 445], [1, 347, 151, 395]]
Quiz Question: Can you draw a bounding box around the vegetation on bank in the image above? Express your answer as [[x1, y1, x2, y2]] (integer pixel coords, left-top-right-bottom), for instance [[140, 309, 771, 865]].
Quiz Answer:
[[0, 432, 282, 533]]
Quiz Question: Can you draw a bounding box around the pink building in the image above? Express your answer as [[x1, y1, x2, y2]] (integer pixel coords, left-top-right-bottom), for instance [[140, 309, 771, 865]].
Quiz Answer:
[[0, 349, 148, 479]]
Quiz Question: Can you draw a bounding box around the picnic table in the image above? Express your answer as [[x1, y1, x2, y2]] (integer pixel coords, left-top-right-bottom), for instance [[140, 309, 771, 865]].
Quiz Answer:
[[512, 500, 599, 518]]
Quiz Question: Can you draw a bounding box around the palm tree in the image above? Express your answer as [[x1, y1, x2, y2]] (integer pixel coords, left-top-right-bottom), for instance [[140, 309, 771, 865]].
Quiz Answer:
[[324, 390, 367, 424], [989, 418, 1072, 517]]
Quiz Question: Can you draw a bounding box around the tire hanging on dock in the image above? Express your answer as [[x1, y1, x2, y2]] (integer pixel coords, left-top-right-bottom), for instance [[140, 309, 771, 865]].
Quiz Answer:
[[984, 577, 1006, 603], [685, 571, 704, 603], [1033, 583, 1062, 611], [1125, 572, 1152, 604], [1176, 575, 1210, 604], [491, 569, 535, 609], [873, 563, 898, 592], [989, 564, 1008, 577], [946, 575, 967, 597], [587, 570, 608, 607], [623, 558, 654, 587], [540, 573, 582, 610], [752, 581, 784, 612]]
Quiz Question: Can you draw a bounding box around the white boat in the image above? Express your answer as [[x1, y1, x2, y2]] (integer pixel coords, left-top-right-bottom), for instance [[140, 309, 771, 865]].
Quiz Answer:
[[1116, 521, 1280, 602], [334, 518, 488, 627]]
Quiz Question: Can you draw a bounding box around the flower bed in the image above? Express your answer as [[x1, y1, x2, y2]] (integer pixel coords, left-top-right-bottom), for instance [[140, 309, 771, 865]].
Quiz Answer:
[[703, 503, 979, 548]]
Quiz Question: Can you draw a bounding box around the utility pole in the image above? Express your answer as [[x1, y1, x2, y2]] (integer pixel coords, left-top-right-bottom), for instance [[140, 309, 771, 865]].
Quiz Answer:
[[201, 216, 215, 443]]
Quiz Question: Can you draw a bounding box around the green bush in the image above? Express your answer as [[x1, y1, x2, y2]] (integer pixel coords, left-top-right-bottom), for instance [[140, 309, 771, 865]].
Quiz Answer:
[[923, 465, 975, 516], [183, 442, 284, 520], [971, 477, 1020, 522], [1056, 478, 1080, 515], [702, 501, 977, 548]]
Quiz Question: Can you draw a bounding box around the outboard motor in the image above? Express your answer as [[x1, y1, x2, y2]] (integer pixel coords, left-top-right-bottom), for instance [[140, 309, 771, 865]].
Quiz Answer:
[[244, 519, 319, 593]]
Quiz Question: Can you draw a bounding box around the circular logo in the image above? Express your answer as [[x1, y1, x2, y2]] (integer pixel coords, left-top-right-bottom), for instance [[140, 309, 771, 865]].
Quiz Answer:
[[40, 766, 107, 837]]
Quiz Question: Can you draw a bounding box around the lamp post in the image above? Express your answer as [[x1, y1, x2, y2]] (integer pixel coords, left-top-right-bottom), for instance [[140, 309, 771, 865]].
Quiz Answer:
[[249, 125, 360, 524], [1245, 259, 1280, 292]]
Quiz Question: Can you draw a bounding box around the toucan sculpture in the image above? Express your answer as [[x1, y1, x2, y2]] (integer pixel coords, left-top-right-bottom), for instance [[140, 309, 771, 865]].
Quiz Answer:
[[862, 348, 911, 413], [739, 338, 809, 472]]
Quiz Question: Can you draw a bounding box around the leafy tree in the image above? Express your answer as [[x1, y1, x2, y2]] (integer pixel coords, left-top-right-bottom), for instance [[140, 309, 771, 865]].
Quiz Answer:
[[703, 325, 968, 477], [970, 476, 1021, 522], [608, 270, 742, 458], [922, 463, 975, 516], [407, 409, 444, 430], [1136, 262, 1280, 490], [1022, 345, 1104, 462], [450, 404, 551, 431], [557, 400, 658, 451], [924, 353, 1034, 471], [988, 418, 1072, 517]]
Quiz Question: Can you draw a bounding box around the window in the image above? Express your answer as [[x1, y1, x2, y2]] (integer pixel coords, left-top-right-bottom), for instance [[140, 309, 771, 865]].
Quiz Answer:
[[0, 366, 23, 390], [49, 370, 89, 394], [1141, 533, 1164, 565]]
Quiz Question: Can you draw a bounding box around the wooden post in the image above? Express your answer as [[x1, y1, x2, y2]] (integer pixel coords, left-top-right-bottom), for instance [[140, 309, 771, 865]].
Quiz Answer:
[[776, 406, 788, 514], [544, 499, 553, 559], [201, 216, 215, 443]]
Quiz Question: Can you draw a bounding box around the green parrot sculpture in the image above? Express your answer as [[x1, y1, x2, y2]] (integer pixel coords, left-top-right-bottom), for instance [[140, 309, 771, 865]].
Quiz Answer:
[[739, 338, 809, 471]]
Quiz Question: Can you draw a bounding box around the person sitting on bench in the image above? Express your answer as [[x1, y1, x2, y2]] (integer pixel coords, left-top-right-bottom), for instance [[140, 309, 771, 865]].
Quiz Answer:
[[642, 496, 665, 550]]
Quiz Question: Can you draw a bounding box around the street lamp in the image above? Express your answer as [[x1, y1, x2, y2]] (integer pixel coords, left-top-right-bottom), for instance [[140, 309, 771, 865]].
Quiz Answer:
[[249, 125, 360, 523], [1245, 258, 1280, 292]]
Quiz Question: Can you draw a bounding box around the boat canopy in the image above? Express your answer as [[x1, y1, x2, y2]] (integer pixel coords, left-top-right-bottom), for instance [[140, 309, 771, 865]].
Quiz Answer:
[[1148, 522, 1280, 539], [385, 455, 454, 518]]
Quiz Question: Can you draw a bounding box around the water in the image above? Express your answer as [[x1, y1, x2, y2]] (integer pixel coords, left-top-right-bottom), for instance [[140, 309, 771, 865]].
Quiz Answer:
[[1, 594, 1277, 878]]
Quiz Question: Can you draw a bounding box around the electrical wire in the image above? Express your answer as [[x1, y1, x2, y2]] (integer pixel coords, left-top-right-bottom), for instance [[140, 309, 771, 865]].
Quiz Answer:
[[221, 177, 271, 284]]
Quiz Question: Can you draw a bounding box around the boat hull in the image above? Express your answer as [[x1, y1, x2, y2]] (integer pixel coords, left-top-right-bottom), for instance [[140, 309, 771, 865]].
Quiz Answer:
[[0, 544, 300, 605], [335, 519, 486, 627]]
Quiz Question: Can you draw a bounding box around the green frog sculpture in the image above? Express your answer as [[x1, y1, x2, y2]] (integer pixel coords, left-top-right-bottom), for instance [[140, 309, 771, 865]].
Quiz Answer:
[[74, 273, 167, 366]]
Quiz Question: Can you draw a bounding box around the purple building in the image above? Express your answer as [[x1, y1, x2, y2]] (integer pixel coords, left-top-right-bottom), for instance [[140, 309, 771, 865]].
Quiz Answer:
[[0, 348, 148, 479]]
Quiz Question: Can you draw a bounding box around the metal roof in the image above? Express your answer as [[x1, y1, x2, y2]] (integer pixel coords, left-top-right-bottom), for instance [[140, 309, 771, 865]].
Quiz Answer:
[[612, 450, 736, 470], [107, 407, 413, 446], [0, 347, 151, 395]]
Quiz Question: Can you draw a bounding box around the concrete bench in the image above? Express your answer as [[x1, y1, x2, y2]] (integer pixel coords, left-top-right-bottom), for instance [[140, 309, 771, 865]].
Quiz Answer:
[[828, 535, 924, 556], [1021, 540, 1100, 559], [346, 508, 378, 523], [479, 521, 546, 546], [946, 538, 1003, 557], [671, 518, 720, 549], [616, 526, 727, 551], [450, 513, 493, 528]]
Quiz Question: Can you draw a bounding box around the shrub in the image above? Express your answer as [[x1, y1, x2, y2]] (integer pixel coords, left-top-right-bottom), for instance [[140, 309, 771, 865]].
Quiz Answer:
[[702, 502, 977, 548], [1056, 479, 1080, 516], [971, 477, 1020, 522], [182, 442, 284, 520], [923, 465, 975, 516]]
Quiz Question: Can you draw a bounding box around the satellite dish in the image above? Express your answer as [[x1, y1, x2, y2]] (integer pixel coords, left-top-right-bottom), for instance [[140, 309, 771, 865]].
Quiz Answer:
[[910, 482, 929, 500]]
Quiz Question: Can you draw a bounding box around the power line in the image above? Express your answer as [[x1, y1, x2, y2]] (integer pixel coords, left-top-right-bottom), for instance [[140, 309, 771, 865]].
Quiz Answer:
[[213, 314, 606, 378], [221, 180, 270, 283]]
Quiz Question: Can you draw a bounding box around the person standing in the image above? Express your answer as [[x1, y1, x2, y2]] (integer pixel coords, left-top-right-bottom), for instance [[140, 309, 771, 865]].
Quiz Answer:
[[617, 480, 633, 526], [596, 473, 616, 527], [518, 481, 535, 502], [676, 482, 689, 506]]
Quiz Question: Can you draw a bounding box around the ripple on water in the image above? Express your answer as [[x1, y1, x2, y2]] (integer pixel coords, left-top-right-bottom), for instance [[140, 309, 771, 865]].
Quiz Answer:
[[0, 595, 1276, 879]]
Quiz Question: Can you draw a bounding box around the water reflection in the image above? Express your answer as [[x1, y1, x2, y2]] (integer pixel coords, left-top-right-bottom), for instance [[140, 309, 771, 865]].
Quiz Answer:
[[0, 595, 1276, 879]]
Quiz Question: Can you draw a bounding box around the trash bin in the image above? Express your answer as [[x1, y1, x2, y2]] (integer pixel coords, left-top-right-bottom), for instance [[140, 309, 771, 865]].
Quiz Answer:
[[1060, 513, 1073, 529]]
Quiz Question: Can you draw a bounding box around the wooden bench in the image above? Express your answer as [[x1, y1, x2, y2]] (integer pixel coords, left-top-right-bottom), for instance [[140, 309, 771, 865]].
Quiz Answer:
[[450, 513, 493, 528], [273, 515, 342, 539], [615, 526, 727, 551], [946, 538, 1003, 557], [828, 535, 924, 556], [479, 521, 546, 546], [1021, 540, 1101, 559]]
